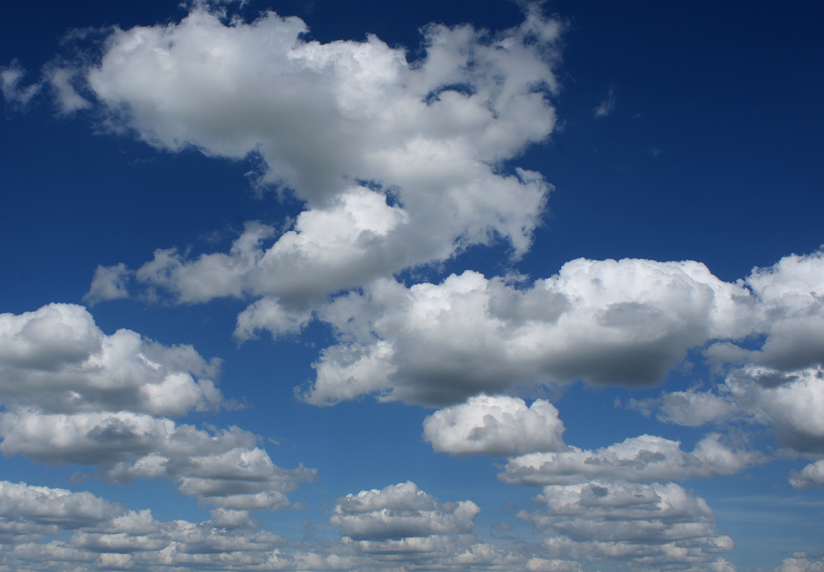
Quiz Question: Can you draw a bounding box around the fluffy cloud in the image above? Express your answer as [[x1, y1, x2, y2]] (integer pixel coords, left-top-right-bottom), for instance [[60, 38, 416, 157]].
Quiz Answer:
[[500, 433, 763, 486], [39, 3, 561, 310], [330, 481, 479, 541], [635, 365, 824, 453], [0, 480, 303, 571], [0, 303, 315, 511], [301, 250, 824, 407], [0, 303, 223, 416], [423, 395, 566, 456], [303, 257, 753, 406], [519, 480, 735, 572]]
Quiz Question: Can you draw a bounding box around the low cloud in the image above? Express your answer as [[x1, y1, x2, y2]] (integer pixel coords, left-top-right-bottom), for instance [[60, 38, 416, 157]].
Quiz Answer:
[[519, 480, 736, 572], [0, 303, 315, 511], [500, 433, 764, 486], [423, 394, 566, 457], [330, 481, 480, 541]]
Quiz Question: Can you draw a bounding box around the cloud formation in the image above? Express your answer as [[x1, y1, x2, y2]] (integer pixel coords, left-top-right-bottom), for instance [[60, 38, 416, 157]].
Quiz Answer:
[[423, 394, 566, 456], [299, 250, 824, 407], [330, 481, 480, 540], [519, 480, 736, 572], [500, 433, 763, 486], [0, 303, 315, 511], [34, 3, 561, 311]]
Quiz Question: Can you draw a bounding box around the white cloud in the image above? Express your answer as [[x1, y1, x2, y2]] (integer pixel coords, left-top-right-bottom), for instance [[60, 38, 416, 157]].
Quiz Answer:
[[0, 303, 315, 511], [0, 303, 223, 416], [330, 481, 480, 540], [83, 263, 132, 306], [0, 61, 41, 108], [301, 249, 824, 408], [423, 394, 566, 456], [639, 365, 824, 455], [500, 433, 762, 486], [49, 4, 562, 310], [0, 480, 306, 570], [775, 555, 824, 572], [519, 480, 735, 572], [0, 410, 315, 510], [789, 459, 824, 489], [593, 85, 615, 118], [303, 257, 754, 406]]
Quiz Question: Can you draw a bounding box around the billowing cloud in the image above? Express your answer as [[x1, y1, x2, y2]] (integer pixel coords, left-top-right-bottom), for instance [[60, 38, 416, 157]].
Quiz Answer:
[[35, 3, 563, 310], [303, 257, 753, 406], [500, 433, 763, 486], [423, 394, 566, 456], [330, 481, 480, 540], [301, 250, 824, 407], [0, 304, 315, 511], [519, 480, 735, 572], [0, 303, 223, 416]]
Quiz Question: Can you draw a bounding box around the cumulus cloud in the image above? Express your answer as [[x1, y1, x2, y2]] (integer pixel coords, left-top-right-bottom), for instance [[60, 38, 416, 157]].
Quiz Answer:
[[0, 304, 315, 511], [37, 3, 562, 310], [519, 480, 735, 572], [423, 394, 566, 456], [0, 303, 223, 415], [330, 481, 480, 540], [635, 365, 824, 455], [302, 257, 754, 406], [299, 249, 824, 407], [788, 459, 824, 489], [0, 480, 302, 570], [500, 433, 763, 486]]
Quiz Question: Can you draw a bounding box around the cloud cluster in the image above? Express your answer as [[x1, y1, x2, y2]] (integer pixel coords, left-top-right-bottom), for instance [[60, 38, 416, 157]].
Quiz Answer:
[[518, 480, 736, 572], [0, 304, 315, 511], [0, 479, 511, 572]]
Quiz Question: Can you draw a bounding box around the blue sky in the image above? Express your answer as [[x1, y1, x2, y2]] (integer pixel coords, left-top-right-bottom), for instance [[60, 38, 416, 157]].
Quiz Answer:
[[1, 1, 823, 570]]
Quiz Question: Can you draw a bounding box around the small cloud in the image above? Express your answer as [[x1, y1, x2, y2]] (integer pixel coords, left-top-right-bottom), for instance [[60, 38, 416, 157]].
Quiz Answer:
[[649, 146, 663, 157], [83, 263, 132, 306], [594, 85, 616, 118], [0, 61, 41, 109]]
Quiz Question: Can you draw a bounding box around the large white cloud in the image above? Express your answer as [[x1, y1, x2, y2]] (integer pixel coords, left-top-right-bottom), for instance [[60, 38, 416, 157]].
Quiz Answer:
[[423, 394, 566, 457], [500, 433, 763, 486], [300, 250, 824, 407], [330, 481, 480, 541], [302, 257, 753, 406], [46, 3, 561, 309], [518, 480, 735, 572]]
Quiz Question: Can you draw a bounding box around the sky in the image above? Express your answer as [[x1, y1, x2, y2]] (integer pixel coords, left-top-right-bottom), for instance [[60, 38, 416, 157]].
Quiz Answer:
[[1, 0, 823, 571]]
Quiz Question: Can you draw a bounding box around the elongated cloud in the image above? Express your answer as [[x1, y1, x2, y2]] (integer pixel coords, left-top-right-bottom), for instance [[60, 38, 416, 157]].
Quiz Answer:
[[300, 250, 824, 406], [500, 433, 763, 486]]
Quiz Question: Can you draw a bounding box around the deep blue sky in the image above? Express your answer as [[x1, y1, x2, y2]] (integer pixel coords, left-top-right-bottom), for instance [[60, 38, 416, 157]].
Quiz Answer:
[[1, 1, 823, 571]]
